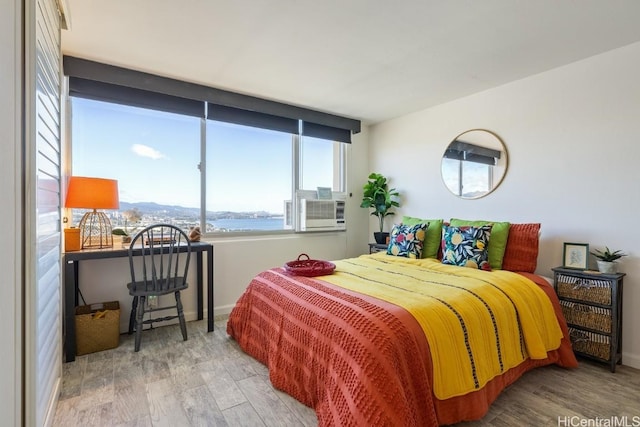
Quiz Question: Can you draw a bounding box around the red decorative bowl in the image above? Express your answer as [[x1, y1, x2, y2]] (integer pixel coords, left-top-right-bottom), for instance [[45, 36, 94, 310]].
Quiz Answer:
[[284, 253, 336, 277]]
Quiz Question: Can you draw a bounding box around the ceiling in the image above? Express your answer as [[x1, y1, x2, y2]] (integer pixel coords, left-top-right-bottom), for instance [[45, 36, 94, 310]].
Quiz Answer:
[[61, 0, 640, 125]]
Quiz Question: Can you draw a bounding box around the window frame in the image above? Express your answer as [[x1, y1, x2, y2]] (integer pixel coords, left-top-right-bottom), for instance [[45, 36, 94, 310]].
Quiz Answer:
[[201, 117, 348, 237], [442, 157, 495, 198], [63, 56, 359, 236], [67, 95, 348, 237], [203, 117, 296, 236]]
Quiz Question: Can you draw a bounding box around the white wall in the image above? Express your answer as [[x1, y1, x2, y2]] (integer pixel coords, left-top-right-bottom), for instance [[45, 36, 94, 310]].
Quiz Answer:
[[82, 130, 371, 333], [0, 0, 22, 425], [368, 41, 640, 368]]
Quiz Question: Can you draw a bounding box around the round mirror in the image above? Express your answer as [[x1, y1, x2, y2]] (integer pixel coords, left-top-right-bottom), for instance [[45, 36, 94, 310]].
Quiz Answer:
[[441, 129, 508, 199]]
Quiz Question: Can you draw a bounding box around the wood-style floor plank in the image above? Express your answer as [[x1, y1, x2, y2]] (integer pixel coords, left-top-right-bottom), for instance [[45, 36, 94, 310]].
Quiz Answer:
[[236, 375, 305, 426], [221, 402, 265, 427], [53, 318, 640, 427], [146, 378, 188, 427], [180, 384, 228, 427]]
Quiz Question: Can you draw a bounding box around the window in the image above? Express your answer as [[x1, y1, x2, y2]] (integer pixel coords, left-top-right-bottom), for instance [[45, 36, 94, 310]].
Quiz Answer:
[[70, 98, 347, 235], [441, 158, 493, 198], [205, 120, 293, 232], [460, 161, 492, 198], [300, 136, 343, 191], [441, 157, 461, 196], [71, 97, 200, 233], [65, 56, 360, 235]]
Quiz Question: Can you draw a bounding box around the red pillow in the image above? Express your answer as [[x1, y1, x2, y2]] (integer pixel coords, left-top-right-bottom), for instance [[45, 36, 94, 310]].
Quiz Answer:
[[501, 223, 541, 273]]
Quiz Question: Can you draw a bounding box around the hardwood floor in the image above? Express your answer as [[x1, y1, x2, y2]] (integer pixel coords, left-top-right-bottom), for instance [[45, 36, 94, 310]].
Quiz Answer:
[[54, 318, 640, 426]]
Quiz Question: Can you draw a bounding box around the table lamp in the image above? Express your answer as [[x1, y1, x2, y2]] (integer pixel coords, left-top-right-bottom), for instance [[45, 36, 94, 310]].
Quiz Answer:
[[64, 176, 120, 249]]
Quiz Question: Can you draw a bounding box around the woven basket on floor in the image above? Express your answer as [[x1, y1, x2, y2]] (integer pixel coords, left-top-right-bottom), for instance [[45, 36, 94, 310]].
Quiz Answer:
[[75, 301, 120, 355]]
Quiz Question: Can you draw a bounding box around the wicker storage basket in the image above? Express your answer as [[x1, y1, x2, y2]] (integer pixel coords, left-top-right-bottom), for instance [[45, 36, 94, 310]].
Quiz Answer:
[[284, 254, 336, 277], [556, 274, 611, 305], [75, 301, 120, 355], [560, 300, 611, 333], [569, 327, 610, 361]]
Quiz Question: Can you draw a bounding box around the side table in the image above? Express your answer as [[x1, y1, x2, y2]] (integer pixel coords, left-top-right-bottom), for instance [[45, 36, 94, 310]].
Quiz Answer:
[[552, 267, 625, 372], [368, 243, 388, 254]]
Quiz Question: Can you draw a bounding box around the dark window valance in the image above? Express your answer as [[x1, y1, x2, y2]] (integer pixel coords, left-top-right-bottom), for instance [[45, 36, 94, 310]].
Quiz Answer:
[[206, 103, 298, 134], [69, 77, 205, 117], [301, 121, 352, 144], [443, 140, 502, 166], [64, 55, 360, 142]]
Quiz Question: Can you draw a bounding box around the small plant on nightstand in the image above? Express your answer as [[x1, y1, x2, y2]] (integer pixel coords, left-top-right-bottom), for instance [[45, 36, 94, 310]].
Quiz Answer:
[[591, 247, 627, 274]]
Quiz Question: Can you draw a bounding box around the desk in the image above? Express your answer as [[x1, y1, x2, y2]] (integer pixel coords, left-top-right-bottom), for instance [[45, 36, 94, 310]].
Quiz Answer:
[[63, 241, 214, 362]]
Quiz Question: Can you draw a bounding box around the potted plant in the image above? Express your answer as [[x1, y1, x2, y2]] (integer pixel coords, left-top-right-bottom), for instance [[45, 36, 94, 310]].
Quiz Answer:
[[113, 208, 143, 244], [112, 227, 130, 244], [590, 247, 627, 274], [360, 172, 400, 244]]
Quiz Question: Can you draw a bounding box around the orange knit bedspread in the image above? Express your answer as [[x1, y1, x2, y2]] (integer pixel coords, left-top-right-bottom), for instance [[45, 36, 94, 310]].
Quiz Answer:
[[226, 268, 577, 426]]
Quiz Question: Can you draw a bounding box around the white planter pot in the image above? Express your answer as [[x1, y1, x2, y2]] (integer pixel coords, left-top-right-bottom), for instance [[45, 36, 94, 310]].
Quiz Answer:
[[596, 260, 617, 274]]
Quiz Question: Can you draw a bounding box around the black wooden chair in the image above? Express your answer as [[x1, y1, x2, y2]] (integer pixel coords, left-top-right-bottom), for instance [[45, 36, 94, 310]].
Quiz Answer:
[[127, 224, 191, 352]]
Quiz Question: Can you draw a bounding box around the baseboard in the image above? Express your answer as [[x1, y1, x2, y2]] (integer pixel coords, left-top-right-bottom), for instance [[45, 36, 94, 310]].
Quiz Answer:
[[212, 304, 235, 317], [621, 351, 640, 369], [119, 305, 235, 333], [43, 376, 61, 427]]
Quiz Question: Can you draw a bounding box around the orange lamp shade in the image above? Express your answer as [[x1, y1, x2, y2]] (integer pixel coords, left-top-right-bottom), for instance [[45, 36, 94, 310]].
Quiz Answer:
[[65, 176, 120, 209]]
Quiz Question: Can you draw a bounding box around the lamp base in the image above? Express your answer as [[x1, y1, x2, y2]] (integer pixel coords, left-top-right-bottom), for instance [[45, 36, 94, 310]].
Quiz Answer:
[[79, 210, 114, 249]]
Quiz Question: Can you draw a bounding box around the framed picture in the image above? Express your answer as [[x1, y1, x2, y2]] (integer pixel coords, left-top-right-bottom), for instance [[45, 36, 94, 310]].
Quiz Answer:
[[316, 187, 333, 200], [562, 242, 589, 269]]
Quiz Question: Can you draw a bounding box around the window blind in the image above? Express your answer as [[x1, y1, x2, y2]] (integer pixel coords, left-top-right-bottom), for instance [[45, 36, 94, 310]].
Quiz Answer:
[[206, 103, 298, 134], [69, 77, 205, 117], [64, 56, 360, 142], [301, 121, 352, 144], [29, 0, 63, 425]]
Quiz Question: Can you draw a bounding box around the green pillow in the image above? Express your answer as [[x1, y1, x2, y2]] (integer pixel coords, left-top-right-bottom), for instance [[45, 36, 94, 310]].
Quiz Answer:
[[401, 216, 444, 259], [449, 218, 510, 270]]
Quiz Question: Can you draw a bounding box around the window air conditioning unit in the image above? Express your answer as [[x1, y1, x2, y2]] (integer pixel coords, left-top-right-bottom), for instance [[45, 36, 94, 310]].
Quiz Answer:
[[299, 199, 346, 231]]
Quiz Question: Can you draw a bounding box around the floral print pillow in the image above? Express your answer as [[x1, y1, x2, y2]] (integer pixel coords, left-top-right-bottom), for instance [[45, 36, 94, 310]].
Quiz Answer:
[[441, 224, 492, 271], [387, 223, 428, 259]]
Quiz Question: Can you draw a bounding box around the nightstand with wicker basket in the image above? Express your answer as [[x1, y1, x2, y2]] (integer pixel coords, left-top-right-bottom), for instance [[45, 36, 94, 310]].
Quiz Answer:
[[552, 267, 625, 372]]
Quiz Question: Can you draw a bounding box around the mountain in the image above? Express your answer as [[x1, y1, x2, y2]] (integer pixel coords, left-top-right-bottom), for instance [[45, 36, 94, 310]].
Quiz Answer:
[[118, 202, 279, 220]]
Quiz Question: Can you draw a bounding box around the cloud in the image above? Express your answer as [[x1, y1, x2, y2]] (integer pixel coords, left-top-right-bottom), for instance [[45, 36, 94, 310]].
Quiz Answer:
[[131, 144, 166, 160]]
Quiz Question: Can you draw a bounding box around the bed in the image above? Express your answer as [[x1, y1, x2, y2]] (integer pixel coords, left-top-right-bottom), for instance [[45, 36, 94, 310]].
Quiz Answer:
[[226, 222, 578, 426]]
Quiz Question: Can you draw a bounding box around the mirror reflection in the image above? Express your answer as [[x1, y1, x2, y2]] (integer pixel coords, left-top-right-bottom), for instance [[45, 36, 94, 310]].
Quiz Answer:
[[441, 129, 508, 199]]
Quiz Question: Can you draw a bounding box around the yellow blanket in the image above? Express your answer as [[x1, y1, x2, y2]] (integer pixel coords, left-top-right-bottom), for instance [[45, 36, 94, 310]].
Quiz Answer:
[[320, 254, 563, 399]]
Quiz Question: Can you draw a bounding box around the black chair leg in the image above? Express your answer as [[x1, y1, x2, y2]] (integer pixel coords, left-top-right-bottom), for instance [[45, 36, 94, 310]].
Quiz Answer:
[[134, 296, 145, 352], [128, 296, 138, 335], [175, 291, 188, 341]]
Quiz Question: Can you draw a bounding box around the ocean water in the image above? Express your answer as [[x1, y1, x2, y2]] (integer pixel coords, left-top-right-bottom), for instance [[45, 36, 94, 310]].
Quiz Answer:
[[208, 217, 285, 231]]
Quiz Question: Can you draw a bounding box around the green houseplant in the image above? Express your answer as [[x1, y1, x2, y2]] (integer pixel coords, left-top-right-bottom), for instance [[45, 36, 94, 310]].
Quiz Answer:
[[590, 247, 627, 274], [112, 227, 131, 244], [112, 208, 143, 244], [360, 172, 400, 244]]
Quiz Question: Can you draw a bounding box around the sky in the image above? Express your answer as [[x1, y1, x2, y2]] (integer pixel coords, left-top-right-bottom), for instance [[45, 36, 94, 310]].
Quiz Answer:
[[71, 97, 335, 214]]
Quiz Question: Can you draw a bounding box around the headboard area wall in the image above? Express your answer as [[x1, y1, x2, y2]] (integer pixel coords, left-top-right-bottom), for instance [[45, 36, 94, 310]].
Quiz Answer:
[[367, 41, 640, 369]]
